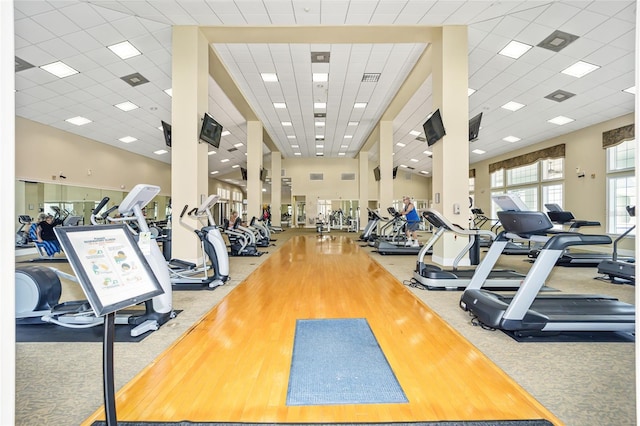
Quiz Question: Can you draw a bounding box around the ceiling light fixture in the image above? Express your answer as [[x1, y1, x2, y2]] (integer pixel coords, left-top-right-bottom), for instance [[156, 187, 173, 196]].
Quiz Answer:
[[420, 171, 430, 175], [498, 41, 532, 59], [287, 135, 296, 139], [221, 130, 231, 136], [118, 136, 137, 143], [423, 150, 432, 156], [164, 88, 172, 97], [261, 73, 278, 82], [234, 143, 243, 147], [108, 41, 141, 59], [468, 88, 476, 96], [409, 130, 421, 136], [503, 136, 521, 143], [410, 158, 419, 162], [313, 73, 328, 82], [338, 152, 345, 156], [314, 102, 326, 109], [501, 101, 525, 111], [115, 101, 139, 111], [273, 102, 287, 109], [472, 149, 486, 154], [154, 149, 168, 155], [65, 116, 91, 126], [344, 135, 353, 139], [561, 61, 599, 78], [353, 102, 367, 109], [210, 171, 219, 175], [623, 86, 636, 94], [208, 151, 216, 155], [548, 115, 575, 125], [315, 122, 325, 127], [348, 121, 358, 126], [282, 122, 292, 126], [220, 159, 230, 162], [396, 142, 406, 147], [40, 61, 79, 78]]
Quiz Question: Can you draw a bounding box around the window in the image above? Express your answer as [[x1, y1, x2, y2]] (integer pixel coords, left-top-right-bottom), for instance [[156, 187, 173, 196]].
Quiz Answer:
[[606, 140, 635, 234], [490, 169, 504, 188], [506, 163, 538, 186]]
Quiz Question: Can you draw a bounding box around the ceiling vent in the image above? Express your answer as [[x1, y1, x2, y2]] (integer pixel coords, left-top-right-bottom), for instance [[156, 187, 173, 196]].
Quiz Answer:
[[310, 173, 324, 180], [314, 112, 326, 118], [537, 30, 579, 52], [315, 136, 324, 141], [227, 147, 238, 152], [311, 52, 330, 63], [406, 166, 415, 170], [415, 136, 427, 142], [15, 56, 34, 72], [341, 173, 356, 181], [121, 72, 149, 87], [545, 89, 576, 102], [362, 73, 381, 82]]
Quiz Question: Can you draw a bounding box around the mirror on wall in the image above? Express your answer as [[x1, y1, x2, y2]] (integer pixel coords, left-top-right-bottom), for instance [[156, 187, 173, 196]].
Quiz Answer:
[[15, 181, 170, 230]]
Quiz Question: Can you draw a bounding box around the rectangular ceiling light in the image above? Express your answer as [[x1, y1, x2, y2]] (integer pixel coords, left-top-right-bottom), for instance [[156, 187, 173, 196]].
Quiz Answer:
[[561, 61, 599, 78], [423, 150, 432, 156], [287, 135, 296, 139], [154, 149, 168, 155], [115, 101, 139, 111], [498, 40, 532, 59], [40, 61, 79, 78], [501, 101, 525, 111], [221, 130, 231, 136], [313, 73, 328, 82], [410, 158, 419, 162], [503, 135, 521, 143], [623, 86, 636, 94], [220, 158, 230, 162], [65, 116, 91, 126], [348, 121, 358, 126], [273, 102, 287, 109], [108, 41, 141, 59], [164, 88, 172, 97], [468, 88, 476, 96], [208, 150, 216, 155], [314, 102, 326, 109], [118, 136, 137, 143], [472, 149, 486, 154], [261, 73, 278, 82], [353, 102, 367, 109], [548, 115, 574, 125], [396, 142, 406, 147], [210, 171, 219, 174], [344, 135, 353, 139], [315, 121, 325, 127], [282, 121, 292, 126]]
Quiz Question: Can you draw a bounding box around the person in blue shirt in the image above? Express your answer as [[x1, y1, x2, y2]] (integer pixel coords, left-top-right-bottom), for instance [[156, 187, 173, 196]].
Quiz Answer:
[[401, 196, 420, 247]]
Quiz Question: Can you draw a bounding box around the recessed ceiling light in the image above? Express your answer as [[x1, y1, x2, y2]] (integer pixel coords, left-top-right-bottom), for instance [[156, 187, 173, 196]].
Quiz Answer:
[[348, 121, 358, 126], [208, 150, 216, 155], [313, 73, 328, 82], [210, 171, 219, 175], [287, 135, 296, 139], [314, 102, 326, 109], [338, 152, 345, 156], [409, 130, 421, 136], [468, 88, 476, 96], [503, 135, 521, 143], [232, 164, 240, 168], [498, 40, 532, 59], [396, 142, 406, 147], [315, 135, 324, 139], [341, 145, 349, 148], [354, 102, 367, 109], [261, 73, 278, 82], [420, 171, 430, 175], [423, 150, 432, 156], [561, 61, 599, 78], [282, 122, 292, 126], [410, 158, 419, 162], [154, 149, 168, 155], [548, 115, 574, 125], [400, 164, 408, 168], [221, 130, 231, 136], [40, 61, 79, 78], [164, 88, 172, 97], [344, 135, 353, 139], [291, 145, 299, 148], [501, 101, 525, 111], [316, 144, 324, 148], [234, 142, 243, 147], [115, 101, 139, 112], [472, 149, 486, 154], [118, 136, 137, 143], [316, 152, 324, 156], [220, 158, 230, 162], [65, 116, 91, 126], [623, 86, 636, 94], [294, 152, 301, 156], [315, 121, 325, 127], [108, 41, 141, 59], [273, 102, 286, 109]]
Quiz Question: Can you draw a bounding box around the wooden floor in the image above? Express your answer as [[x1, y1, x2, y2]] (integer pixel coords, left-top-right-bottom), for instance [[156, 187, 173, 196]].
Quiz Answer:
[[82, 235, 562, 425]]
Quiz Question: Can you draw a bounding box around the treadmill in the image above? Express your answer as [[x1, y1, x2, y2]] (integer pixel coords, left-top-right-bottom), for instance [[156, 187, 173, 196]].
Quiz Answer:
[[459, 210, 635, 336], [359, 208, 383, 242], [597, 206, 636, 284], [413, 209, 526, 290], [375, 207, 423, 255]]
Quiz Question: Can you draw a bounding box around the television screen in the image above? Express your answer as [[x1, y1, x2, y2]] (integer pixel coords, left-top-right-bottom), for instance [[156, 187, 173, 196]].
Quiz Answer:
[[161, 120, 171, 147], [423, 109, 446, 146], [240, 167, 247, 180], [392, 166, 398, 179], [260, 168, 267, 182], [199, 113, 223, 148], [373, 166, 381, 181], [468, 112, 483, 142]]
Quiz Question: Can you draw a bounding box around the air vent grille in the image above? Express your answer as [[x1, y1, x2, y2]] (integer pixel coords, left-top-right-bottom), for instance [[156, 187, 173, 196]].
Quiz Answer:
[[537, 30, 579, 52], [415, 136, 426, 142], [310, 173, 324, 181], [341, 173, 356, 181], [121, 72, 149, 87], [227, 147, 238, 152], [544, 89, 576, 102], [311, 52, 330, 63], [362, 73, 380, 82]]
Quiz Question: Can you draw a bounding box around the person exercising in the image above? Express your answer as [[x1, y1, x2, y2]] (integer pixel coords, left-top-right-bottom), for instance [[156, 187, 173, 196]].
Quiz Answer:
[[400, 196, 420, 247], [36, 213, 58, 243]]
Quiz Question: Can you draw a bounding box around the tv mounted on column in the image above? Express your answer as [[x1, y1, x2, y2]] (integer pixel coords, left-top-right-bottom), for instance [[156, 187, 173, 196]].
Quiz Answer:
[[468, 112, 483, 142], [423, 109, 446, 146], [199, 113, 223, 148], [161, 121, 171, 147]]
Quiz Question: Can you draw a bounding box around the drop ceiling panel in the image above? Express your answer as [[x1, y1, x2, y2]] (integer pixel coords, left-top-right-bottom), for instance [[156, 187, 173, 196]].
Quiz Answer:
[[586, 17, 634, 44]]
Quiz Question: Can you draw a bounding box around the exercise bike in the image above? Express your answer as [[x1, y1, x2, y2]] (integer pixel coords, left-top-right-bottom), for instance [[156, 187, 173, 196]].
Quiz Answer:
[[168, 195, 230, 290], [15, 184, 175, 337]]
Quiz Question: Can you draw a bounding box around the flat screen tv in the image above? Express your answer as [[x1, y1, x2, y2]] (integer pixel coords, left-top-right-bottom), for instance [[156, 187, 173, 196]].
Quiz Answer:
[[260, 168, 267, 182], [392, 166, 398, 179], [240, 167, 248, 180], [468, 112, 483, 142], [199, 113, 222, 148], [161, 120, 171, 147], [373, 166, 381, 181], [423, 109, 446, 146]]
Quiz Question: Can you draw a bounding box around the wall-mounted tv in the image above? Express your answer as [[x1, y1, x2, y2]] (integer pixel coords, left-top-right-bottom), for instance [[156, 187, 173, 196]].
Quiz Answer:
[[392, 166, 398, 179], [161, 120, 171, 147], [468, 112, 483, 142], [260, 168, 267, 182], [423, 109, 446, 146], [199, 113, 222, 148], [373, 166, 381, 181], [240, 167, 247, 180]]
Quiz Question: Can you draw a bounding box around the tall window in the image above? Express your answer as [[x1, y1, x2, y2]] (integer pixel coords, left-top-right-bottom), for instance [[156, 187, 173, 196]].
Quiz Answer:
[[606, 139, 635, 234]]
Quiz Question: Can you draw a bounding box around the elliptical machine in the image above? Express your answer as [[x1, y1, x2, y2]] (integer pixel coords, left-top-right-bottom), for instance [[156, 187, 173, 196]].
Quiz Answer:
[[168, 194, 230, 290], [15, 184, 175, 337]]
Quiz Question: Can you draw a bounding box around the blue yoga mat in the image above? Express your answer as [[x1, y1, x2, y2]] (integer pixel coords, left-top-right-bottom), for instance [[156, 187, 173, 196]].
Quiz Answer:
[[286, 318, 408, 405]]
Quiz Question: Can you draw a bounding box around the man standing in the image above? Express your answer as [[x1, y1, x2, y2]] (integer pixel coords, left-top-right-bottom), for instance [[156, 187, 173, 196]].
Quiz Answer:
[[401, 196, 420, 247]]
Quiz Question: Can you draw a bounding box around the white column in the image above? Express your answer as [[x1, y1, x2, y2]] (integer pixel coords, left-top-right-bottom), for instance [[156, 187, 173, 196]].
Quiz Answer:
[[271, 153, 282, 227], [359, 151, 369, 230], [246, 121, 263, 221], [379, 121, 394, 210]]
